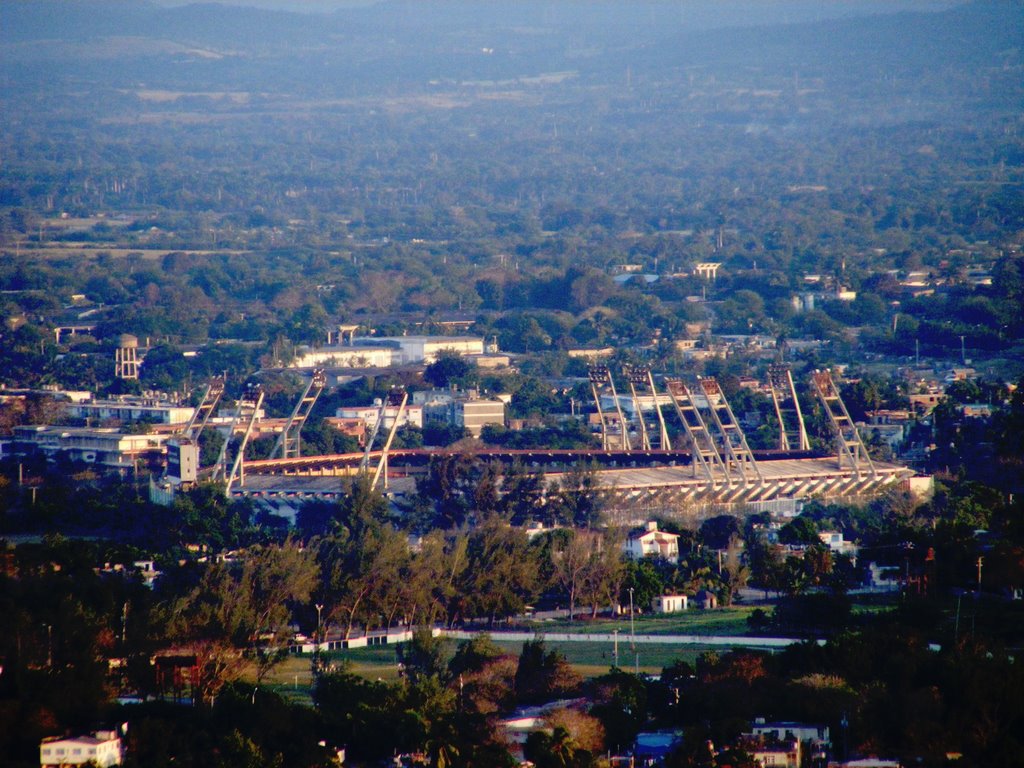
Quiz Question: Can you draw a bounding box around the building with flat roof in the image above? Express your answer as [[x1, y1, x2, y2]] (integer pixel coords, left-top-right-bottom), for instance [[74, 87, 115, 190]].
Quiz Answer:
[[291, 345, 395, 369], [335, 403, 423, 431], [9, 425, 171, 470], [453, 398, 505, 437], [417, 389, 505, 437], [367, 335, 484, 364], [68, 398, 194, 425], [292, 335, 486, 368]]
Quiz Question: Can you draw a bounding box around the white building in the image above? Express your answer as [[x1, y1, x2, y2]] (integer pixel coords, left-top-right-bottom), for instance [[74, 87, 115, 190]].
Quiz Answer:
[[369, 335, 484, 364], [452, 398, 505, 437], [751, 720, 830, 749], [10, 426, 171, 470], [599, 393, 677, 420], [291, 345, 395, 369], [417, 389, 504, 438], [41, 730, 123, 767], [68, 399, 194, 425], [624, 522, 680, 563], [817, 531, 859, 559], [335, 403, 423, 431], [652, 594, 688, 613], [292, 335, 485, 368]]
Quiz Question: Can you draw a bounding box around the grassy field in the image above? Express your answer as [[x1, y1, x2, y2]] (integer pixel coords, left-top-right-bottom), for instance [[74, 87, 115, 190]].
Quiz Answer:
[[21, 245, 236, 260], [515, 606, 760, 637], [251, 598, 899, 705], [256, 640, 710, 705]]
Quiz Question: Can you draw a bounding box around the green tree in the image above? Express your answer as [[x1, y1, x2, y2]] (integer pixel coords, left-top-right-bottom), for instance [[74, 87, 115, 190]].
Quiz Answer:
[[169, 538, 318, 703], [423, 351, 478, 389], [514, 640, 582, 706]]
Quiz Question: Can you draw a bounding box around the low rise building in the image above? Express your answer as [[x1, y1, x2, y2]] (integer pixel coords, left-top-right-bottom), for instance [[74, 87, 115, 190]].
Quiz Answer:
[[742, 736, 801, 768], [68, 397, 194, 425], [335, 403, 424, 431], [295, 335, 487, 368], [817, 531, 859, 559], [750, 720, 830, 751], [9, 425, 171, 471], [40, 729, 123, 767], [624, 522, 680, 563], [909, 392, 943, 416], [366, 335, 484, 364], [291, 345, 395, 369], [652, 594, 688, 613], [452, 398, 505, 437], [417, 388, 505, 437]]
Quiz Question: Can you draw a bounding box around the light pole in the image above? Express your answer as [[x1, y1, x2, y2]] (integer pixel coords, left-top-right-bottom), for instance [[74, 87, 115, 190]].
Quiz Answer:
[[314, 603, 324, 676], [628, 587, 635, 648]]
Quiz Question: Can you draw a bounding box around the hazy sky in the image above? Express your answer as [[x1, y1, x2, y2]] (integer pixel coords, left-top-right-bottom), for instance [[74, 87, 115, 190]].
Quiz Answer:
[[154, 0, 374, 9], [152, 0, 960, 13]]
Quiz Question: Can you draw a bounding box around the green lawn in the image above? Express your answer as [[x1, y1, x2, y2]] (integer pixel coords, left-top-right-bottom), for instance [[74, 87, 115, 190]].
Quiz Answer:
[[254, 597, 894, 703], [518, 606, 760, 637], [255, 634, 744, 703]]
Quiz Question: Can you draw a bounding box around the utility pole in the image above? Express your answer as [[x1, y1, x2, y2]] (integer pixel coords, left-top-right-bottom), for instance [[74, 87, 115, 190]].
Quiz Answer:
[[628, 588, 635, 649], [314, 603, 324, 678], [976, 557, 984, 591]]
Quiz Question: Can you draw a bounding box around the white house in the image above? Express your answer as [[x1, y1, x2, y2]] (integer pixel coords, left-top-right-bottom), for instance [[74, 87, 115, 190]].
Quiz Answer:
[[624, 522, 679, 563], [751, 720, 830, 749], [40, 730, 123, 767], [817, 531, 859, 559], [652, 594, 688, 613]]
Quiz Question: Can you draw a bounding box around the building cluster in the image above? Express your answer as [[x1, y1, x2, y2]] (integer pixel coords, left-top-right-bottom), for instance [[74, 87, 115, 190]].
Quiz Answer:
[[496, 712, 905, 768], [330, 386, 508, 442]]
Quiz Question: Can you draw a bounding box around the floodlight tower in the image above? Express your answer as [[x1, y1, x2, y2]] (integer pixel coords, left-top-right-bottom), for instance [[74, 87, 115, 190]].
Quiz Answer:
[[370, 388, 409, 490], [271, 369, 327, 459], [696, 377, 762, 485], [810, 370, 876, 478], [625, 366, 653, 450], [181, 376, 225, 442], [225, 383, 265, 495], [767, 365, 810, 451], [663, 378, 727, 484], [588, 365, 630, 450]]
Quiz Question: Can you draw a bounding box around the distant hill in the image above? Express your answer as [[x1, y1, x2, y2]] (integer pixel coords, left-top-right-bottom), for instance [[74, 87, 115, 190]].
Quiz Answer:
[[1, 0, 1019, 105]]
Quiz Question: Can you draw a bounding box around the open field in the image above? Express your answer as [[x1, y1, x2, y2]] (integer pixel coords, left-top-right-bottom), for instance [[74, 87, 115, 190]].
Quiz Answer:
[[514, 606, 760, 637], [11, 245, 242, 260], [248, 596, 904, 705], [256, 639, 710, 706]]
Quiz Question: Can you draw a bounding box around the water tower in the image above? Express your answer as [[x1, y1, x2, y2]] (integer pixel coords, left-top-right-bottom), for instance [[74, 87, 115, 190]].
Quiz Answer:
[[115, 334, 140, 380]]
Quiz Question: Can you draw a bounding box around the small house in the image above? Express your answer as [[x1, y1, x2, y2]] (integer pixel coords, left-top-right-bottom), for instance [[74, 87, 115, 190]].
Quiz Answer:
[[652, 594, 688, 613], [624, 522, 680, 564]]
